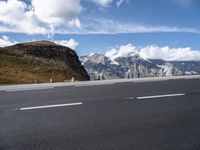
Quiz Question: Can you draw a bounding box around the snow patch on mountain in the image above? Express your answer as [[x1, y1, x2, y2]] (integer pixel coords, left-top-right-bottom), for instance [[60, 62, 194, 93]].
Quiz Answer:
[[80, 44, 200, 80], [157, 65, 173, 76], [105, 44, 138, 65]]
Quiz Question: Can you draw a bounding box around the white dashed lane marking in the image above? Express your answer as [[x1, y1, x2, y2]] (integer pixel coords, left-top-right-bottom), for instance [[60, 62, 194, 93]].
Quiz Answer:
[[126, 93, 186, 100], [136, 93, 186, 100], [19, 102, 83, 111]]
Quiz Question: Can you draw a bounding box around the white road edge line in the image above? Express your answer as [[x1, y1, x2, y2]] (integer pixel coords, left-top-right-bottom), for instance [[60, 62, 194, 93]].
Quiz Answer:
[[137, 93, 186, 100], [19, 102, 83, 111]]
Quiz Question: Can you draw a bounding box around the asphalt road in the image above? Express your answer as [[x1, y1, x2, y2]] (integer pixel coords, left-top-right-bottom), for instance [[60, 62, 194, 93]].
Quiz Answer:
[[1, 78, 200, 150]]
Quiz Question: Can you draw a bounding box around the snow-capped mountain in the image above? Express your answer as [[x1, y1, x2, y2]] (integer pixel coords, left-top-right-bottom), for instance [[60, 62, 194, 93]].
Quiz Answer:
[[80, 49, 200, 80]]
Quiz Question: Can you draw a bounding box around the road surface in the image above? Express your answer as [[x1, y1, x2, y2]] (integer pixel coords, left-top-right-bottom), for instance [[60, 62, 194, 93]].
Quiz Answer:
[[0, 77, 200, 150]]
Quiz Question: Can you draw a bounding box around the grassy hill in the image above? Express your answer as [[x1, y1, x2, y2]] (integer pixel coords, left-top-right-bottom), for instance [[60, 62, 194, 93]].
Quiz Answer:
[[0, 41, 90, 85]]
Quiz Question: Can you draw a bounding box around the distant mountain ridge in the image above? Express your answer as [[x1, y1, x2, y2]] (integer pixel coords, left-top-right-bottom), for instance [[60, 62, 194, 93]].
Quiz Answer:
[[0, 41, 90, 84], [80, 51, 200, 80]]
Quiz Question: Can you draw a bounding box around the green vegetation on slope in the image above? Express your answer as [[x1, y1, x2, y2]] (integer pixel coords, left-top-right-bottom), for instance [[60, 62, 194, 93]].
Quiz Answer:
[[0, 41, 90, 85]]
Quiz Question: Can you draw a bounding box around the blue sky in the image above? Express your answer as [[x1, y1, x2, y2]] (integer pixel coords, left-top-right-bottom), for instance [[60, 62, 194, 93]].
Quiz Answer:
[[0, 0, 200, 60]]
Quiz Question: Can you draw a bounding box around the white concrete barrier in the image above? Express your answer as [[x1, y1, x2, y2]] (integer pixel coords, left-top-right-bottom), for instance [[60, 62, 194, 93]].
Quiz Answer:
[[0, 75, 200, 92]]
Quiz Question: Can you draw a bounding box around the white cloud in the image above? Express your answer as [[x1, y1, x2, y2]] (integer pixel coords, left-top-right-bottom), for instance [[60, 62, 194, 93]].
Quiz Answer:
[[92, 0, 126, 7], [105, 43, 200, 61], [105, 44, 138, 64], [0, 0, 82, 35], [106, 44, 138, 59], [68, 18, 82, 28], [93, 0, 113, 7], [140, 45, 200, 61], [0, 36, 79, 49], [0, 35, 18, 47], [102, 19, 200, 34], [0, 0, 199, 35], [31, 0, 82, 25], [0, 0, 47, 34], [61, 18, 200, 34], [54, 39, 78, 50]]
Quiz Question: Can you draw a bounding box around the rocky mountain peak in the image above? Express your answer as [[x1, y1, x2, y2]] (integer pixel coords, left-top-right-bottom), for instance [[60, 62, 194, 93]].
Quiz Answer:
[[80, 50, 200, 80]]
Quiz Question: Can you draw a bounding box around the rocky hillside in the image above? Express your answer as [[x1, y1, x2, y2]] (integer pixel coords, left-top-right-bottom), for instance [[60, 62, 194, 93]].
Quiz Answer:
[[80, 52, 200, 80], [0, 41, 90, 84]]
